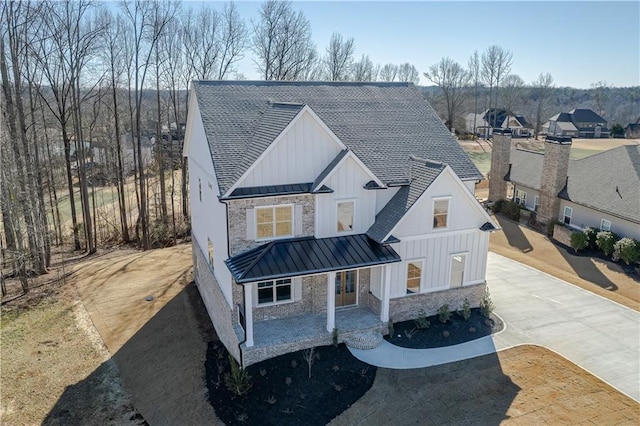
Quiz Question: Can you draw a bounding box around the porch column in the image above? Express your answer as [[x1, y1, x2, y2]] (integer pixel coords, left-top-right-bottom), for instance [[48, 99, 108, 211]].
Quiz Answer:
[[244, 283, 254, 347], [327, 271, 336, 332], [381, 265, 391, 322]]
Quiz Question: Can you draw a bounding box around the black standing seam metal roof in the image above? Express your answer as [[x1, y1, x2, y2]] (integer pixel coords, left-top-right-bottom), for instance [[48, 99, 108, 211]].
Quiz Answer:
[[225, 234, 401, 284], [224, 182, 333, 200]]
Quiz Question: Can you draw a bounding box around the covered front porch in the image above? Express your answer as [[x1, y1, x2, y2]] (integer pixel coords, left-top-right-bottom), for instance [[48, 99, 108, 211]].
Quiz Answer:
[[242, 306, 383, 366]]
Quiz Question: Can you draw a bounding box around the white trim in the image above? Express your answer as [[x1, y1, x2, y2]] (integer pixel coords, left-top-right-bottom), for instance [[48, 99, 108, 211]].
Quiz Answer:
[[244, 284, 254, 347], [563, 206, 573, 225], [379, 165, 498, 243], [254, 278, 294, 306], [327, 272, 336, 332], [432, 196, 452, 231], [224, 105, 347, 197], [254, 204, 295, 242], [312, 150, 385, 192], [381, 265, 391, 322], [398, 228, 479, 242], [182, 86, 197, 158], [405, 258, 424, 295], [336, 198, 356, 234], [448, 252, 468, 288], [600, 219, 611, 231]]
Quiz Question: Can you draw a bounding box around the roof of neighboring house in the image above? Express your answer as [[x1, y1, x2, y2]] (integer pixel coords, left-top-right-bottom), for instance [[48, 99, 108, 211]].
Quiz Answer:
[[225, 234, 401, 283], [625, 123, 640, 131], [548, 112, 573, 122], [555, 121, 578, 132], [366, 156, 446, 243], [514, 115, 530, 127], [507, 145, 640, 223], [569, 108, 607, 123], [192, 81, 482, 195]]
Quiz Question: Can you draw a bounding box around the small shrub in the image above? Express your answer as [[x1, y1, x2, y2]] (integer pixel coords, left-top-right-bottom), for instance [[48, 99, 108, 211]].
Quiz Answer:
[[302, 347, 319, 379], [437, 304, 451, 324], [459, 298, 472, 321], [613, 238, 640, 265], [570, 231, 589, 252], [596, 231, 619, 256], [332, 328, 339, 347], [404, 328, 418, 339], [266, 395, 277, 405], [583, 227, 598, 249], [414, 309, 430, 329], [224, 355, 252, 397], [290, 359, 298, 368], [491, 199, 505, 213], [501, 200, 521, 221], [388, 320, 394, 337], [285, 377, 292, 386], [480, 288, 495, 318]]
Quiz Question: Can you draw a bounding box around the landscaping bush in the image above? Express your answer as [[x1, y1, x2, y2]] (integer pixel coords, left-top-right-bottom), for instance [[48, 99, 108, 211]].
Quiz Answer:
[[437, 304, 451, 324], [414, 309, 430, 329], [596, 231, 619, 256], [500, 200, 521, 221], [570, 231, 589, 252], [491, 199, 505, 213], [583, 227, 598, 249], [613, 238, 640, 265], [480, 288, 495, 318], [224, 354, 252, 397], [459, 298, 472, 321]]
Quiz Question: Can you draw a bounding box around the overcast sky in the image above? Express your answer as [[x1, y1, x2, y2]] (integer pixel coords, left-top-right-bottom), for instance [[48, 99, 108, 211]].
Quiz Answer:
[[225, 0, 639, 88]]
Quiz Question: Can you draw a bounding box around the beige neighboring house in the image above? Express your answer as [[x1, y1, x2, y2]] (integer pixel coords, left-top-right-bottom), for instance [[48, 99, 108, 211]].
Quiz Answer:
[[489, 130, 640, 240], [183, 81, 498, 367]]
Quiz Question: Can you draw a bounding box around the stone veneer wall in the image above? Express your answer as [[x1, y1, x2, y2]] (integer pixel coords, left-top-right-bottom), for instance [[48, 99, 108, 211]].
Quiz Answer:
[[389, 283, 487, 323], [488, 130, 512, 202], [252, 275, 328, 322], [552, 224, 573, 247], [538, 137, 572, 224], [192, 238, 242, 363], [227, 194, 315, 256]]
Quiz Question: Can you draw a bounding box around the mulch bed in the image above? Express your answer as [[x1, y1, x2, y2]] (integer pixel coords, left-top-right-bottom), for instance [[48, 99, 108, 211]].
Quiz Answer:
[[385, 308, 504, 349], [554, 241, 640, 279], [205, 343, 376, 426]]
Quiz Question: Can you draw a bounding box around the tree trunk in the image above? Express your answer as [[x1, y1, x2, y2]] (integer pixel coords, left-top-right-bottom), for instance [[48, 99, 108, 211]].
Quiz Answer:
[[111, 73, 129, 243]]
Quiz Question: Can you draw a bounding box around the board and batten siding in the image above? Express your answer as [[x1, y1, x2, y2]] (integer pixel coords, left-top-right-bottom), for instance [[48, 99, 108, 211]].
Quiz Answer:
[[374, 186, 400, 215], [186, 93, 234, 307], [387, 230, 489, 298], [239, 111, 343, 187], [315, 156, 377, 238]]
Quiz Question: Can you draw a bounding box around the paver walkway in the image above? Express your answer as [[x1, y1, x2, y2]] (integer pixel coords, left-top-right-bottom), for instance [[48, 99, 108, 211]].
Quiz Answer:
[[349, 252, 640, 402]]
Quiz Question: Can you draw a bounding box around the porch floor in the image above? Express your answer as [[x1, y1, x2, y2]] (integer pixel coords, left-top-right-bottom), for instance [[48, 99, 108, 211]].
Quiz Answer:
[[251, 306, 382, 349]]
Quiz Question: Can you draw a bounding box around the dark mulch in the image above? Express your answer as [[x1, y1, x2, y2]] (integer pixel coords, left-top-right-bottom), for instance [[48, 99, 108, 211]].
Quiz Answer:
[[554, 241, 640, 279], [385, 308, 503, 349], [205, 342, 376, 426]]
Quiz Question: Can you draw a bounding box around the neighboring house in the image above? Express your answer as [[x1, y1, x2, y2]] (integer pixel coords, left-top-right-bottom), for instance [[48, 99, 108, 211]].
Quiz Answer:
[[624, 117, 640, 139], [494, 133, 640, 240], [543, 109, 610, 138], [184, 81, 498, 367], [465, 108, 531, 138]]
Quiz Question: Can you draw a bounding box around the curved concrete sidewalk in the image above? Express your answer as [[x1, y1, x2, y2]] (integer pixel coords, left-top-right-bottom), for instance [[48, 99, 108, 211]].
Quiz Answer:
[[349, 252, 640, 402]]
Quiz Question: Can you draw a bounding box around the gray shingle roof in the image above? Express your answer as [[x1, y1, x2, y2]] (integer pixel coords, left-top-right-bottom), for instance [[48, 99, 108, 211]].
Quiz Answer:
[[366, 156, 446, 243], [507, 145, 640, 223], [311, 149, 349, 191], [569, 108, 607, 124], [193, 81, 482, 195], [559, 145, 640, 223]]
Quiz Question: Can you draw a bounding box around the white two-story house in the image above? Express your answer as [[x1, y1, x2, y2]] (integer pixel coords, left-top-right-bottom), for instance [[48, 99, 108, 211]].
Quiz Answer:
[[184, 81, 498, 366]]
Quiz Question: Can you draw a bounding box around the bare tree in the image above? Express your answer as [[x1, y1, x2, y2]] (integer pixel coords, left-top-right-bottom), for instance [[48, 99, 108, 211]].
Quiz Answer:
[[424, 57, 471, 130], [218, 2, 248, 80], [251, 0, 317, 81], [350, 54, 375, 81], [501, 74, 524, 129], [468, 50, 481, 136], [397, 63, 419, 84], [482, 45, 512, 129], [590, 80, 609, 116], [532, 72, 554, 139], [323, 32, 355, 81], [378, 63, 398, 82]]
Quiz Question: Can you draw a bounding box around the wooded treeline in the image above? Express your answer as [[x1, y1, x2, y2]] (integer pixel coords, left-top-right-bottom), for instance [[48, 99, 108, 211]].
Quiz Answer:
[[1, 0, 637, 294]]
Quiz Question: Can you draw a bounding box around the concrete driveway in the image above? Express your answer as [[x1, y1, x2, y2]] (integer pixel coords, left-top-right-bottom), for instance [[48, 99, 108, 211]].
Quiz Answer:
[[488, 252, 640, 402]]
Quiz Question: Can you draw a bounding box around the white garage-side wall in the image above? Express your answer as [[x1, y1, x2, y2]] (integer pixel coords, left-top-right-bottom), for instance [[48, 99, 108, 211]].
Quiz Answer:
[[315, 156, 377, 238], [559, 200, 640, 240], [375, 186, 400, 215], [185, 93, 233, 307], [238, 109, 343, 188], [511, 183, 540, 212]]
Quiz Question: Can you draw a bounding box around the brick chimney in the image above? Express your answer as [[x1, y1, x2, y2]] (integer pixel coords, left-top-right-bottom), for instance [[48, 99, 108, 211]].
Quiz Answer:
[[488, 129, 512, 202], [537, 136, 572, 224]]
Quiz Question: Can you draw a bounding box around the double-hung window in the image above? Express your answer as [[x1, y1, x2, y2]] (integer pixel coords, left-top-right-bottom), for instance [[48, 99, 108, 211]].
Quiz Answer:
[[433, 199, 449, 229], [337, 201, 355, 232], [406, 260, 423, 294], [257, 279, 292, 305], [256, 205, 293, 240], [515, 190, 526, 206], [563, 206, 572, 225], [534, 196, 539, 212]]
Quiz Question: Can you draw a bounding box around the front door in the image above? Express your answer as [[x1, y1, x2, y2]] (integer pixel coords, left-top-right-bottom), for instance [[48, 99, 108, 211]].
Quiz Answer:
[[335, 270, 357, 307]]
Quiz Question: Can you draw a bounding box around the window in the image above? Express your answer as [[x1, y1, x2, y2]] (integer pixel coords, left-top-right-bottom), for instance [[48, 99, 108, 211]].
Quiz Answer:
[[433, 199, 449, 229], [207, 238, 214, 266], [515, 189, 526, 206], [600, 219, 611, 231], [198, 178, 202, 202], [534, 196, 539, 212], [257, 279, 292, 305], [450, 254, 466, 287], [406, 261, 423, 294], [256, 205, 293, 239], [337, 201, 354, 232], [563, 206, 572, 225]]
